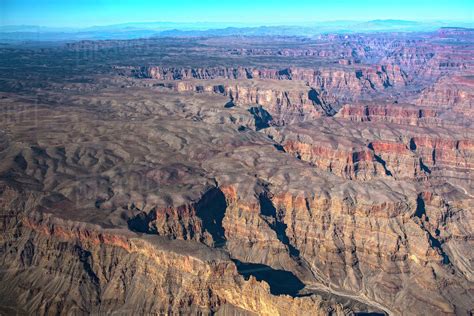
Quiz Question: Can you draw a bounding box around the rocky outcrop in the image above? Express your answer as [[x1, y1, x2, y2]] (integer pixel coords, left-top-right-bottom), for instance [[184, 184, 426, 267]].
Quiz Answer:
[[132, 65, 406, 87], [156, 79, 324, 124], [268, 189, 473, 316], [202, 181, 473, 315], [280, 138, 427, 181], [336, 103, 440, 126], [111, 176, 473, 315], [282, 139, 384, 180], [0, 184, 346, 315], [266, 119, 473, 185], [414, 76, 474, 114], [125, 65, 408, 104], [409, 136, 474, 175]]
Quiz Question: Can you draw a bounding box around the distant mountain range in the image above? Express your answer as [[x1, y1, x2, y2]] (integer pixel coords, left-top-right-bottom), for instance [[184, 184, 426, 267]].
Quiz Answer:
[[0, 20, 473, 41]]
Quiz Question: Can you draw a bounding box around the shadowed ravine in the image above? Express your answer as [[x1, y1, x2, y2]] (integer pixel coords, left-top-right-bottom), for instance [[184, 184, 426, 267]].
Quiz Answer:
[[196, 187, 227, 247], [259, 193, 301, 258], [232, 259, 305, 297]]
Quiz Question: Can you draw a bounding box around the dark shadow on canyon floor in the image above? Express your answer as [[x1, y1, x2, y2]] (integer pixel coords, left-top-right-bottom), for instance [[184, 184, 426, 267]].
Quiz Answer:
[[259, 194, 300, 257], [232, 259, 305, 296], [196, 187, 227, 247]]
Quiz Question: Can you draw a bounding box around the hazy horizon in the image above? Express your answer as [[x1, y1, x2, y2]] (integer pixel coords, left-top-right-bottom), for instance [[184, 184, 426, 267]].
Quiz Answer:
[[2, 19, 474, 30], [1, 18, 473, 42], [1, 0, 473, 28]]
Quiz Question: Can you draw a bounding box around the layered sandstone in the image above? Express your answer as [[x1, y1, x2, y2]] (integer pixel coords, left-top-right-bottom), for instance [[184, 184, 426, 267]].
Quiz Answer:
[[124, 65, 408, 106], [415, 76, 474, 114], [265, 119, 473, 188], [336, 103, 440, 126], [0, 185, 345, 315], [154, 79, 325, 123]]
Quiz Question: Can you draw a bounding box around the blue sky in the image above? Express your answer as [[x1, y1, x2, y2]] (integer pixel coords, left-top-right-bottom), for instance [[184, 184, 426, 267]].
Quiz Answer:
[[0, 0, 473, 27]]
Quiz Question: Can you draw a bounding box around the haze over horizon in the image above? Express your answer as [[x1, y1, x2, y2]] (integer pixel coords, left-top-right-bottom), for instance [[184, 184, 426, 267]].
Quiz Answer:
[[1, 0, 473, 28]]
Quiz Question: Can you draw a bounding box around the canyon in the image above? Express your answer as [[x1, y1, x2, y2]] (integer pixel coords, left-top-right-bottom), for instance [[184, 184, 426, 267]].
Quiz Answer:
[[0, 28, 473, 315]]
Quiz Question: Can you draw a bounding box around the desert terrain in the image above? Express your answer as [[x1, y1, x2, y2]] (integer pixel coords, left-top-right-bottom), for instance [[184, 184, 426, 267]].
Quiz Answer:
[[0, 28, 473, 315]]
